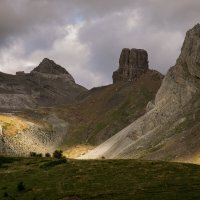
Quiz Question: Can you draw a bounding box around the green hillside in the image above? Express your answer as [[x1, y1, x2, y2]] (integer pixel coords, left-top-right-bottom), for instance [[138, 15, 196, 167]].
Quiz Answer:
[[0, 157, 200, 200]]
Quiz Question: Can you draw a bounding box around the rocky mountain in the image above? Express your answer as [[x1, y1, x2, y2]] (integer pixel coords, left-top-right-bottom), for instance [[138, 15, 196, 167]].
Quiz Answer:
[[0, 58, 86, 111], [50, 49, 163, 158], [0, 58, 86, 155], [80, 24, 200, 164], [0, 50, 162, 156], [113, 48, 149, 83]]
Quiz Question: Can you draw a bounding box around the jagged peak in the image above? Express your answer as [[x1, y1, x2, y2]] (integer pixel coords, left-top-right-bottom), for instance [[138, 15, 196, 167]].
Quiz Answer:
[[31, 58, 70, 75], [188, 23, 200, 34], [178, 23, 200, 78]]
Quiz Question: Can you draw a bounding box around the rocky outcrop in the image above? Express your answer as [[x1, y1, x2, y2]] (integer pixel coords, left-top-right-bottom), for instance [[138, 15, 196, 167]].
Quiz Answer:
[[80, 24, 200, 162], [32, 58, 73, 77], [178, 24, 200, 79], [113, 48, 149, 83], [0, 112, 68, 156], [0, 58, 87, 111]]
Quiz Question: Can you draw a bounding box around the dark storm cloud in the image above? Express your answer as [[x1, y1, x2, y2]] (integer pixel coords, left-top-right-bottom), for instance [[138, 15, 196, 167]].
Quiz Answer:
[[0, 0, 69, 49], [77, 0, 200, 84], [0, 0, 199, 88], [0, 0, 135, 55]]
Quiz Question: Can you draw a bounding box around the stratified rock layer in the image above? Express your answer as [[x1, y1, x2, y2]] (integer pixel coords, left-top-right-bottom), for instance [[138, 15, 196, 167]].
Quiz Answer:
[[113, 48, 149, 83], [33, 58, 70, 75], [0, 58, 87, 111]]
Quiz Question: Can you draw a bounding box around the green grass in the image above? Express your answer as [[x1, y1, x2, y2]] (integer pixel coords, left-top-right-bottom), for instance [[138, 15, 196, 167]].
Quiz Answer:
[[0, 157, 200, 200]]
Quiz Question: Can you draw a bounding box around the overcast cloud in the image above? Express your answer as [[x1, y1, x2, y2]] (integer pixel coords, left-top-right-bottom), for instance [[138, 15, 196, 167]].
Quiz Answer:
[[0, 0, 199, 88]]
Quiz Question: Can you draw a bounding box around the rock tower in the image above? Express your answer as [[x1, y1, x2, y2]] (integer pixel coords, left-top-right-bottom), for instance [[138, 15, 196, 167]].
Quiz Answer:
[[113, 48, 149, 83]]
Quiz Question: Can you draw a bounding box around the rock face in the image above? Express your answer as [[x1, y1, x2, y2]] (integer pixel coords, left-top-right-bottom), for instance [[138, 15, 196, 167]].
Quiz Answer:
[[0, 58, 87, 111], [33, 58, 71, 76], [80, 24, 200, 162], [0, 112, 68, 156], [178, 24, 200, 79], [113, 48, 149, 83]]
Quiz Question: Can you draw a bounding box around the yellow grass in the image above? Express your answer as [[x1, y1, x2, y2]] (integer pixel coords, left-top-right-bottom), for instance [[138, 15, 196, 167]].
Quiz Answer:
[[175, 153, 200, 165], [0, 114, 29, 136], [63, 144, 94, 158]]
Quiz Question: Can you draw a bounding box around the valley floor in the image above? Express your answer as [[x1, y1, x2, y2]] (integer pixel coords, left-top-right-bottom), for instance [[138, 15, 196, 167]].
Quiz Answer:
[[0, 157, 200, 200]]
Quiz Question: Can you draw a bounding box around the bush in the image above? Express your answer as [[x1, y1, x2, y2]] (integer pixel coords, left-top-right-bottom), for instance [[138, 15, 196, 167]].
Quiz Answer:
[[30, 152, 43, 157], [30, 152, 37, 157], [17, 182, 25, 192], [4, 192, 8, 197], [37, 153, 43, 158], [53, 150, 64, 159], [45, 153, 51, 158]]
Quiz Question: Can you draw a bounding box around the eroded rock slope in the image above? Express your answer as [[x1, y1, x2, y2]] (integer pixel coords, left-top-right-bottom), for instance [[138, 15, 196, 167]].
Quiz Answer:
[[80, 24, 200, 163], [0, 111, 68, 156]]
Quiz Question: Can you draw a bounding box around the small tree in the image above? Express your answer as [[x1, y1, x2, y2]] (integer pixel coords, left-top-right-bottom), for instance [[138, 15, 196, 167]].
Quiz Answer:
[[30, 152, 37, 157], [53, 150, 63, 159], [45, 153, 51, 158], [37, 153, 43, 158], [30, 152, 43, 157]]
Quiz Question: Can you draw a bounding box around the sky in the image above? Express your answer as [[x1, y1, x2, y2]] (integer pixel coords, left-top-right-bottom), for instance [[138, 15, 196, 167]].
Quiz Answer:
[[0, 0, 199, 89]]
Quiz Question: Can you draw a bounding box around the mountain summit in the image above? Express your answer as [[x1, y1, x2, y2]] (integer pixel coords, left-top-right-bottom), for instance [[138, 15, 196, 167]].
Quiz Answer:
[[32, 58, 70, 75], [0, 59, 86, 111]]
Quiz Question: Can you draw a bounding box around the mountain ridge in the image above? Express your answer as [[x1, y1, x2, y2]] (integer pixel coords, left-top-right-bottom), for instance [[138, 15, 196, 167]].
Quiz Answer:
[[0, 48, 163, 156], [80, 23, 200, 164], [0, 58, 87, 111]]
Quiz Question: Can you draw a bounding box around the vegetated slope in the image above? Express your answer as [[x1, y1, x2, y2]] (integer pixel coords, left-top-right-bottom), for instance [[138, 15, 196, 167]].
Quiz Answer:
[[1, 157, 200, 200], [48, 70, 163, 157], [80, 24, 200, 164]]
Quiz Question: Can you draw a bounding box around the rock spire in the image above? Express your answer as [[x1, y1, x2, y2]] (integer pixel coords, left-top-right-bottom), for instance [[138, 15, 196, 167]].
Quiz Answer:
[[113, 48, 149, 83]]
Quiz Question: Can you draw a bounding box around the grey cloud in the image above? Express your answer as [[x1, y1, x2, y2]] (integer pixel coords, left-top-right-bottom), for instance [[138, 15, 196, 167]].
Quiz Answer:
[[0, 0, 199, 88], [77, 0, 200, 85]]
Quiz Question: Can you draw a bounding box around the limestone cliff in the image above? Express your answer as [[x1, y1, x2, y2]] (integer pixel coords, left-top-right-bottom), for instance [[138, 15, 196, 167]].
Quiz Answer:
[[80, 24, 200, 163]]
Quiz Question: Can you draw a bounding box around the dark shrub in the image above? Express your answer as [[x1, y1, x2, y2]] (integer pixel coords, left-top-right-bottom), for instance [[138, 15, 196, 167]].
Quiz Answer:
[[30, 152, 37, 157], [53, 150, 64, 159], [4, 192, 8, 197], [37, 153, 43, 157], [45, 153, 51, 158], [17, 182, 25, 192], [30, 152, 43, 157]]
